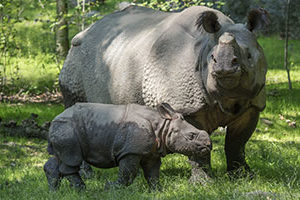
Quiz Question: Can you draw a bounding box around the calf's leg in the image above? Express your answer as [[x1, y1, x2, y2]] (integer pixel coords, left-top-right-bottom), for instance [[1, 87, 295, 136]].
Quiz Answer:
[[59, 162, 86, 190], [44, 157, 61, 191], [141, 156, 161, 191], [105, 155, 141, 189], [65, 173, 86, 190]]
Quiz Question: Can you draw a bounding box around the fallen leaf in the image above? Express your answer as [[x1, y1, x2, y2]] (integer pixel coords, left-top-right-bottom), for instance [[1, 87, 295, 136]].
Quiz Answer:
[[288, 121, 296, 128], [279, 114, 284, 120]]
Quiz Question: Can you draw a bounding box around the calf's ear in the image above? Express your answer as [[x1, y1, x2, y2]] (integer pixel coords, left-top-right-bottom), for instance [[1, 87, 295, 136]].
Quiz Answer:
[[246, 8, 270, 32], [157, 103, 176, 120], [195, 11, 221, 33]]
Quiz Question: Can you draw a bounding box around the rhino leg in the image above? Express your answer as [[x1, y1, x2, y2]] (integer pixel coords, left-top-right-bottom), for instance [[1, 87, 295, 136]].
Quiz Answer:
[[225, 107, 259, 177], [141, 156, 161, 191], [79, 161, 94, 179], [105, 155, 141, 190], [65, 173, 86, 190], [44, 157, 61, 191], [188, 154, 212, 185]]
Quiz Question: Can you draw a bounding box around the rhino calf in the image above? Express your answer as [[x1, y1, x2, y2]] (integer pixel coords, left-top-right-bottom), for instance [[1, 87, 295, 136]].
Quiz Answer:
[[44, 103, 211, 190]]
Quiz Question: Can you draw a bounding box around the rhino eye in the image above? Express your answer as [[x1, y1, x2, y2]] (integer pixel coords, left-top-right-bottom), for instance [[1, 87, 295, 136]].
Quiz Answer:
[[247, 52, 252, 60], [186, 133, 196, 140]]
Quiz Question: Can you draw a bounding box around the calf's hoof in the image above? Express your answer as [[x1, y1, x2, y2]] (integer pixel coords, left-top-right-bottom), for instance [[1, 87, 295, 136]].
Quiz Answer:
[[65, 174, 86, 190], [79, 161, 94, 179], [44, 157, 61, 191]]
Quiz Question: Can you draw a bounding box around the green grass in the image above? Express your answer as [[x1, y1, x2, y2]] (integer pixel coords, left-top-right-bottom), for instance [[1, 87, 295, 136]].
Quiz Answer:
[[0, 103, 64, 124]]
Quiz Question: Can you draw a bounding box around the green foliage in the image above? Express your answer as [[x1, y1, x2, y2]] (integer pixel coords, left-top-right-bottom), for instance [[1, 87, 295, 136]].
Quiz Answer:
[[258, 37, 300, 70], [0, 0, 21, 88], [138, 0, 225, 12], [2, 54, 61, 94], [0, 0, 58, 94]]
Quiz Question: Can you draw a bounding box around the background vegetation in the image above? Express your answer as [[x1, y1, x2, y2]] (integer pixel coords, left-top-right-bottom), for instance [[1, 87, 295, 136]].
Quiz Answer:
[[0, 0, 299, 199]]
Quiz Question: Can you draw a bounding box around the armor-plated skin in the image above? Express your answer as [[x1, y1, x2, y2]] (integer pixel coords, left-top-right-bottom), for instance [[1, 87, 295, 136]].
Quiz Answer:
[[59, 6, 269, 179], [44, 103, 211, 190]]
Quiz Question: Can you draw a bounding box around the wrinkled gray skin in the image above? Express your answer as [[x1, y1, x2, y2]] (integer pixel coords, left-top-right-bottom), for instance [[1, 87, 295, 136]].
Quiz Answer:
[[59, 6, 269, 179], [44, 103, 211, 190]]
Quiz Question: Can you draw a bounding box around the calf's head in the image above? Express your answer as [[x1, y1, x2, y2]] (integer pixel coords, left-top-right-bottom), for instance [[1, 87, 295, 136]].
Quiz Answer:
[[157, 103, 212, 157], [197, 8, 269, 101]]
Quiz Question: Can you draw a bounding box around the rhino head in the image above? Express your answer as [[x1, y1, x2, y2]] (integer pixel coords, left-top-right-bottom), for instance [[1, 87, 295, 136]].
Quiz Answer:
[[157, 103, 212, 157], [196, 8, 269, 113]]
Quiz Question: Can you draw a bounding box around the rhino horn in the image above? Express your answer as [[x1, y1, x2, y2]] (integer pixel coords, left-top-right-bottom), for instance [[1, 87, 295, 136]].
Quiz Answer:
[[195, 11, 221, 33], [246, 8, 270, 32]]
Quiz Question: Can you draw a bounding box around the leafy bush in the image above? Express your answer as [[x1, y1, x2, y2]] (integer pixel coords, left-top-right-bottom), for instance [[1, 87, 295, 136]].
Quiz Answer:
[[138, 0, 225, 12]]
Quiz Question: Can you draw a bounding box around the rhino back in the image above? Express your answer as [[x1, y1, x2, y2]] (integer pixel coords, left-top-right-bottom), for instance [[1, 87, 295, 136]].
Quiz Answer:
[[72, 103, 157, 167], [60, 6, 172, 105]]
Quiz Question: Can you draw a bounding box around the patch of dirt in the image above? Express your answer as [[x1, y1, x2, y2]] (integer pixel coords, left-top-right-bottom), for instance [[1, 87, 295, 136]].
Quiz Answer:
[[0, 113, 50, 140], [0, 90, 63, 104]]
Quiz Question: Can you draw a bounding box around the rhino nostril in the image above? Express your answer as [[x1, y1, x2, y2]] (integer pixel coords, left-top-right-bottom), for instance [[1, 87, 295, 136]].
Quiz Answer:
[[232, 57, 239, 66], [211, 54, 217, 63]]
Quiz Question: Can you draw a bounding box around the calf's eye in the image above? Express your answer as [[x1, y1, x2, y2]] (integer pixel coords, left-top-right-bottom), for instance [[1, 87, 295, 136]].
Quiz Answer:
[[186, 133, 195, 140], [247, 52, 252, 60]]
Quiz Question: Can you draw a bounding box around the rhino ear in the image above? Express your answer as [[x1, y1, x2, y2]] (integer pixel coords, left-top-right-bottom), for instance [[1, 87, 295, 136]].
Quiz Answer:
[[195, 11, 221, 33], [246, 8, 270, 32], [157, 103, 176, 120]]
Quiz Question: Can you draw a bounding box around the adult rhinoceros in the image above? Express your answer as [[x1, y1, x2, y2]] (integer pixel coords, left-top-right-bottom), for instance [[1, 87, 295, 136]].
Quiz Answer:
[[59, 5, 269, 181]]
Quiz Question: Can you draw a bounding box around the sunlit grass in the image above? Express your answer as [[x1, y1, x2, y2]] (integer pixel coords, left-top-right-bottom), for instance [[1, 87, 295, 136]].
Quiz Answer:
[[3, 55, 60, 94]]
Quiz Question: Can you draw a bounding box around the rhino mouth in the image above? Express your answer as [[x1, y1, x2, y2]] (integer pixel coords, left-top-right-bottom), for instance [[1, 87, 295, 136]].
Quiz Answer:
[[212, 68, 242, 90], [194, 146, 211, 156]]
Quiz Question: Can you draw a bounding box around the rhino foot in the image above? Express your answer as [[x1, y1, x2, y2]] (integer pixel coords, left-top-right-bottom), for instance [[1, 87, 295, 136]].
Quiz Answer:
[[148, 181, 162, 192], [65, 173, 86, 190], [44, 157, 61, 191], [227, 165, 254, 180], [79, 161, 94, 179], [188, 155, 213, 185], [189, 167, 212, 185]]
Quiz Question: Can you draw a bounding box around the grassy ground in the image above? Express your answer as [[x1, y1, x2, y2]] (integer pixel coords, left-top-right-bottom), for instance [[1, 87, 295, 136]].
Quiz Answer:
[[1, 1, 300, 199], [0, 37, 299, 199]]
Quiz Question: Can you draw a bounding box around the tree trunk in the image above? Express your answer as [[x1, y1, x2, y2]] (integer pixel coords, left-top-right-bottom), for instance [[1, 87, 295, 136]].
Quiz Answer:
[[284, 0, 292, 90], [56, 0, 69, 58]]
